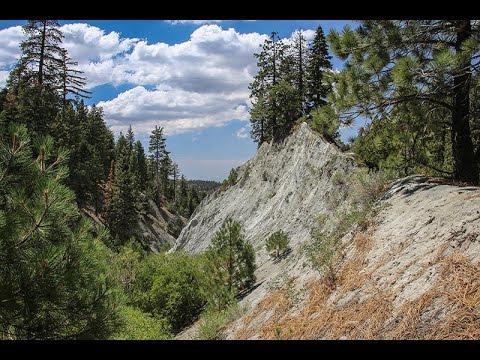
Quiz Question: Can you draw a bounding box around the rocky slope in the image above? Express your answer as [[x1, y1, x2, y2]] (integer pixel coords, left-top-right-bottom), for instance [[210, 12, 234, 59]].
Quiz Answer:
[[176, 122, 480, 339], [138, 197, 187, 252], [175, 122, 357, 305], [84, 196, 187, 253], [224, 176, 480, 339], [176, 122, 356, 256]]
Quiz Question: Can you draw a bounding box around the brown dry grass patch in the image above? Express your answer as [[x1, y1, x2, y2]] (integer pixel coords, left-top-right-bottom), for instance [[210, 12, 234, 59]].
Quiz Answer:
[[233, 230, 480, 340], [235, 288, 293, 339], [426, 252, 480, 339]]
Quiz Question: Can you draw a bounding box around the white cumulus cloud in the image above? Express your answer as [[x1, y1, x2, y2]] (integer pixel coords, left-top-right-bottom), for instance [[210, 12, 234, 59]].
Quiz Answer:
[[61, 23, 139, 63], [98, 85, 250, 136], [236, 126, 249, 139], [0, 22, 313, 136], [89, 24, 268, 135]]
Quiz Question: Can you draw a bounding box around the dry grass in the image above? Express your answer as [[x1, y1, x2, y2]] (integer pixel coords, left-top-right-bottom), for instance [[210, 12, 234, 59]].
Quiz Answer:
[[426, 252, 480, 339], [233, 224, 480, 340], [235, 288, 293, 339], [235, 232, 395, 339], [387, 292, 437, 339]]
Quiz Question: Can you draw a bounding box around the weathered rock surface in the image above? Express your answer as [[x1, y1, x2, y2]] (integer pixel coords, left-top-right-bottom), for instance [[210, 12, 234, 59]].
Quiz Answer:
[[176, 122, 480, 339], [175, 122, 356, 305], [223, 176, 480, 339], [138, 198, 187, 252], [176, 122, 356, 257]]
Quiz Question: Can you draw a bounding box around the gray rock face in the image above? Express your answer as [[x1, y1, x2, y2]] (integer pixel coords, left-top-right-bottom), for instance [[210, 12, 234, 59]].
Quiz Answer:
[[175, 122, 356, 277], [175, 122, 480, 339], [138, 198, 187, 252], [219, 175, 480, 339]]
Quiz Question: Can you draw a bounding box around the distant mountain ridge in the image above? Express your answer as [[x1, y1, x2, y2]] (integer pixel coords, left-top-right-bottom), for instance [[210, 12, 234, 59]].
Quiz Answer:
[[187, 179, 221, 194]]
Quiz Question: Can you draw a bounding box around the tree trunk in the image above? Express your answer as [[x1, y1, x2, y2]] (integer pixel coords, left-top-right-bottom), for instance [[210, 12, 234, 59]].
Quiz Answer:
[[451, 20, 479, 184], [173, 167, 176, 203], [38, 21, 46, 85]]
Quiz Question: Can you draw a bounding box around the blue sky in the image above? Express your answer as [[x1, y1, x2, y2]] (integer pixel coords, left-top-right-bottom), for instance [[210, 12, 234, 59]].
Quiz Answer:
[[0, 20, 359, 180]]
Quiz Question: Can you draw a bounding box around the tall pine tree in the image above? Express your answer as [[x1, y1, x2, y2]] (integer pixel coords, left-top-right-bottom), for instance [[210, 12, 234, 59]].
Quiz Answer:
[[106, 133, 138, 245], [329, 20, 479, 184], [305, 25, 332, 112]]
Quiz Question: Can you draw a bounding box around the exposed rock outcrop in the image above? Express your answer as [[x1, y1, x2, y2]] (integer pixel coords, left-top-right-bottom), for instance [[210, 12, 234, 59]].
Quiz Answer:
[[176, 122, 356, 256], [224, 176, 480, 339], [175, 122, 357, 311], [176, 122, 480, 339], [138, 198, 187, 252]]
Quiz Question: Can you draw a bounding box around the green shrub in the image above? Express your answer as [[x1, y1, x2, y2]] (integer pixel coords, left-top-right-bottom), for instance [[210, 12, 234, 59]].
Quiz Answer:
[[208, 218, 256, 296], [114, 241, 143, 298], [308, 105, 341, 142], [131, 251, 207, 333], [220, 168, 238, 191], [266, 230, 290, 260], [350, 168, 391, 209], [331, 169, 347, 186]]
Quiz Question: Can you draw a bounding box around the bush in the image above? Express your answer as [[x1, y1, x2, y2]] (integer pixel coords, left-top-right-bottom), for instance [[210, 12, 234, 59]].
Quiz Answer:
[[266, 230, 290, 260], [131, 251, 207, 333], [114, 241, 143, 298], [308, 105, 341, 142], [220, 168, 238, 191]]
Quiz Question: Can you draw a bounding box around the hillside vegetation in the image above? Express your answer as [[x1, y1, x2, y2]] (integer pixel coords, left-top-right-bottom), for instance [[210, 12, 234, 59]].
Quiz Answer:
[[2, 20, 480, 340]]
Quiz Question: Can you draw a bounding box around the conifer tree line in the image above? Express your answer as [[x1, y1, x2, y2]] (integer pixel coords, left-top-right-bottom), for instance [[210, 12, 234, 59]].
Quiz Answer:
[[0, 21, 203, 246], [249, 26, 334, 145], [250, 21, 480, 184], [106, 124, 202, 245], [0, 20, 231, 339]]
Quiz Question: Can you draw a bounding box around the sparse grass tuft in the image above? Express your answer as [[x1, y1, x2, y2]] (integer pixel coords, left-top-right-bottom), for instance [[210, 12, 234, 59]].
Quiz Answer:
[[196, 302, 248, 340]]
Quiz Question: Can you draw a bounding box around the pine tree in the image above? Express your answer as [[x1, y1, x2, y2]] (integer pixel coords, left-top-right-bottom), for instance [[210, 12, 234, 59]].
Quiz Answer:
[[5, 20, 88, 138], [159, 151, 173, 201], [148, 125, 166, 175], [291, 29, 309, 115], [266, 230, 290, 260], [60, 102, 114, 212], [106, 133, 138, 245], [176, 174, 190, 216], [305, 25, 332, 112], [329, 20, 479, 184], [249, 32, 303, 143], [249, 93, 269, 146], [171, 162, 180, 203], [0, 124, 122, 339], [249, 32, 290, 144], [126, 125, 135, 153], [58, 48, 91, 106], [11, 20, 64, 89], [188, 186, 200, 217], [148, 126, 168, 206], [207, 218, 256, 293], [133, 140, 148, 193]]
